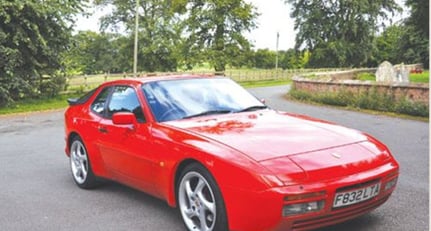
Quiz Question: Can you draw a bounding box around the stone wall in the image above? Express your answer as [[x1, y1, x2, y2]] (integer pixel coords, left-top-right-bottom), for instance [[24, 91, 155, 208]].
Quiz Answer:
[[292, 77, 429, 105], [311, 68, 377, 81]]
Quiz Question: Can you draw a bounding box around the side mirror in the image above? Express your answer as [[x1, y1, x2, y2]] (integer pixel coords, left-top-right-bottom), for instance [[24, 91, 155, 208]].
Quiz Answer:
[[112, 112, 137, 125], [260, 98, 266, 104]]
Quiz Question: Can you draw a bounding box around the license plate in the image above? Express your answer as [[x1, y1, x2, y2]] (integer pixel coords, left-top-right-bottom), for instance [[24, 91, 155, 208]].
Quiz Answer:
[[333, 182, 381, 208]]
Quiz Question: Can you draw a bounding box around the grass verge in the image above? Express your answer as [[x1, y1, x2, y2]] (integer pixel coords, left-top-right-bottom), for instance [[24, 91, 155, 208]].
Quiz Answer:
[[289, 86, 429, 119], [239, 79, 291, 88], [286, 94, 429, 122], [0, 93, 81, 115]]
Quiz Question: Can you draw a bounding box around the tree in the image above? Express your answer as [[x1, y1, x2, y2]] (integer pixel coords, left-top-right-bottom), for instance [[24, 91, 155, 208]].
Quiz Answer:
[[253, 49, 276, 69], [0, 0, 85, 106], [95, 0, 182, 72], [370, 0, 429, 68], [177, 0, 258, 71], [92, 0, 257, 72], [64, 31, 123, 75], [398, 0, 429, 68], [405, 0, 429, 38], [285, 0, 400, 68], [279, 49, 308, 69], [372, 25, 406, 66]]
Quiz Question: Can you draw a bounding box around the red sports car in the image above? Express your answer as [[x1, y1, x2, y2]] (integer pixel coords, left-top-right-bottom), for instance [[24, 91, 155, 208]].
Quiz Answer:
[[64, 75, 399, 231]]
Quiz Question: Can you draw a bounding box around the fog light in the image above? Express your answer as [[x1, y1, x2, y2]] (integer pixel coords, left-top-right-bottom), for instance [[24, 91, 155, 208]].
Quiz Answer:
[[384, 177, 398, 191], [282, 200, 325, 216]]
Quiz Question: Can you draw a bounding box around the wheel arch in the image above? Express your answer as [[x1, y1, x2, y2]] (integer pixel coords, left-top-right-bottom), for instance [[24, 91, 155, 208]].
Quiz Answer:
[[66, 130, 108, 178], [175, 159, 230, 231], [66, 131, 81, 156], [168, 158, 201, 207]]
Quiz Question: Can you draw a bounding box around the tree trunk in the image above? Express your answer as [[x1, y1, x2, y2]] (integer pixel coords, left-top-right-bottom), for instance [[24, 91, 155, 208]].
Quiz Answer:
[[213, 23, 226, 72]]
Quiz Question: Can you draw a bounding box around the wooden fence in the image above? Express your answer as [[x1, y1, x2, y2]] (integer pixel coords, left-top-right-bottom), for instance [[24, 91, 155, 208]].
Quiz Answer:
[[64, 68, 351, 92]]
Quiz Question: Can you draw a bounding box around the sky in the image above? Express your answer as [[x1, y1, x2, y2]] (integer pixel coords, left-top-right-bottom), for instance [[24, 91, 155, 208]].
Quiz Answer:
[[244, 0, 295, 50], [75, 0, 407, 51]]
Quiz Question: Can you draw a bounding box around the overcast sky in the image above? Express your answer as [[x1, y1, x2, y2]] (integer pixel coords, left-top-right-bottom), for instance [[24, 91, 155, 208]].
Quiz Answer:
[[75, 0, 406, 51], [244, 0, 295, 50]]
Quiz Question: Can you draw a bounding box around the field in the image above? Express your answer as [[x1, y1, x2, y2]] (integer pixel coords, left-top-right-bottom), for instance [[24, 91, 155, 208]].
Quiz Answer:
[[357, 71, 429, 83], [64, 68, 340, 92]]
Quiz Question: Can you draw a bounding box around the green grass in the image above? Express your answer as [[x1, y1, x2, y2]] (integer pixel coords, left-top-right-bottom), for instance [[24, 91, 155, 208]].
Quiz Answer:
[[0, 93, 81, 115], [238, 79, 291, 88], [410, 71, 429, 83], [357, 72, 375, 81], [357, 71, 429, 83]]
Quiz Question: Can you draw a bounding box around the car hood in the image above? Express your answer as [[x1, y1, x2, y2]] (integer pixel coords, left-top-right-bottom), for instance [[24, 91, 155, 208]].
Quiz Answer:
[[165, 110, 368, 162]]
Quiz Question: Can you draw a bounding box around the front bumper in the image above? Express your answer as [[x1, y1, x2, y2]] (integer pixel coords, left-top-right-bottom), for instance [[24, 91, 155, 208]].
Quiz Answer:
[[224, 161, 398, 231]]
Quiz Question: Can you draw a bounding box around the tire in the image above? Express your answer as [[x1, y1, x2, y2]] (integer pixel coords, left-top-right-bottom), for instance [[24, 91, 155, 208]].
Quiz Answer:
[[69, 136, 99, 189], [177, 163, 228, 231]]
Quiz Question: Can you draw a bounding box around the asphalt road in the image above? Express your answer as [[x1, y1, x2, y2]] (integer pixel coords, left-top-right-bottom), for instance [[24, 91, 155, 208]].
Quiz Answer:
[[0, 85, 428, 231]]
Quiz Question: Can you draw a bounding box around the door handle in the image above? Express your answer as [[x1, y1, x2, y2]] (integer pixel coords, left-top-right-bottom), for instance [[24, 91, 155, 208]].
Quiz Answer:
[[98, 126, 108, 133]]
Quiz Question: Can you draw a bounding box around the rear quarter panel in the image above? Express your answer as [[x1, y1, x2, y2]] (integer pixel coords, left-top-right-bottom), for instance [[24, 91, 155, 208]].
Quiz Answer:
[[64, 95, 109, 178]]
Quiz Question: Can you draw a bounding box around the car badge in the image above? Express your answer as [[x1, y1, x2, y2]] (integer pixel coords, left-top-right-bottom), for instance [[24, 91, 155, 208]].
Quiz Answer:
[[331, 152, 342, 159]]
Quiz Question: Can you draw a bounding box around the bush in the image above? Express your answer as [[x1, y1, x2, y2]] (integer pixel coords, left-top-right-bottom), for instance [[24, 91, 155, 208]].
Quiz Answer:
[[289, 87, 429, 117], [289, 86, 312, 101], [355, 87, 394, 111], [39, 74, 67, 98], [0, 85, 11, 107], [0, 73, 67, 108], [395, 98, 429, 117]]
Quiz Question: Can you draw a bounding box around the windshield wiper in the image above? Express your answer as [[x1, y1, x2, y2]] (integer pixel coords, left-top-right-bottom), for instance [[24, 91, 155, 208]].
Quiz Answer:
[[182, 110, 233, 119], [236, 105, 268, 113]]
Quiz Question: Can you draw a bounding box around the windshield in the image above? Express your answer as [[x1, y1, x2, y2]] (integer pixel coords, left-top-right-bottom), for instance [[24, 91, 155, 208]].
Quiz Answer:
[[142, 77, 266, 122]]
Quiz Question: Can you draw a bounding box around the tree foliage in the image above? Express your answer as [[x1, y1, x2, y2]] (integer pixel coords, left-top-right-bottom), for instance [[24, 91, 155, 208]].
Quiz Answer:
[[252, 49, 276, 69], [405, 0, 429, 38], [373, 25, 406, 65], [0, 0, 85, 106], [64, 31, 124, 75], [177, 0, 258, 71], [369, 0, 429, 68], [93, 0, 257, 72], [399, 0, 429, 68], [279, 49, 309, 69], [95, 0, 181, 72], [285, 0, 400, 68]]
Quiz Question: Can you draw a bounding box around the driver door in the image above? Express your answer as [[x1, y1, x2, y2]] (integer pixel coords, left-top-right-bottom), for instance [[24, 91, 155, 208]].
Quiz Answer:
[[97, 85, 156, 193]]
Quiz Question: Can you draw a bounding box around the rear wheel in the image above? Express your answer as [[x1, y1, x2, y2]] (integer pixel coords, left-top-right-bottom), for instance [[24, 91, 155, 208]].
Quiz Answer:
[[177, 163, 228, 231], [69, 136, 98, 189]]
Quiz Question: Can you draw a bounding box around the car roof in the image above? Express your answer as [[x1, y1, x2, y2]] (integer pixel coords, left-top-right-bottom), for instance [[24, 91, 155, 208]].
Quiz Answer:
[[100, 74, 224, 86]]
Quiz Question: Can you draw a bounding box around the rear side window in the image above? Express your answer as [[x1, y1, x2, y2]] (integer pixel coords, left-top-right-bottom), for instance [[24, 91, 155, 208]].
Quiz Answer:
[[107, 86, 145, 123], [91, 87, 112, 116], [67, 88, 97, 106]]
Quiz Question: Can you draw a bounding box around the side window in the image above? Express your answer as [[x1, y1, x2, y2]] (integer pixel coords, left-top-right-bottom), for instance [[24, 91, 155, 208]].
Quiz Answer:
[[107, 86, 145, 123], [91, 87, 112, 117]]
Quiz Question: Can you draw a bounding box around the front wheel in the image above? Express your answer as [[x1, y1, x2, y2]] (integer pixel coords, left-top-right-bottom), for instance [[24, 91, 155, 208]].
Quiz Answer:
[[69, 136, 99, 189], [177, 163, 228, 231]]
